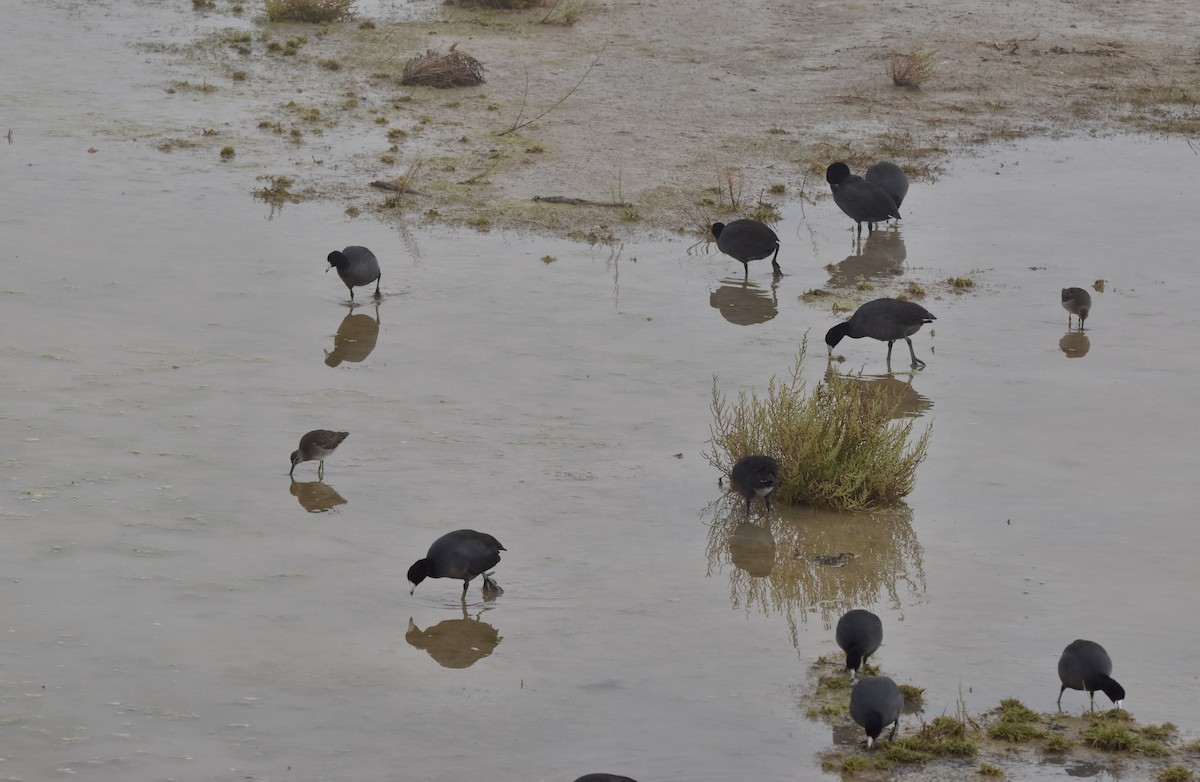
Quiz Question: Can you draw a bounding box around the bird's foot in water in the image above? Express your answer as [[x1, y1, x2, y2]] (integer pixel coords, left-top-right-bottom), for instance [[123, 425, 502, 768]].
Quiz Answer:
[[482, 572, 503, 595]]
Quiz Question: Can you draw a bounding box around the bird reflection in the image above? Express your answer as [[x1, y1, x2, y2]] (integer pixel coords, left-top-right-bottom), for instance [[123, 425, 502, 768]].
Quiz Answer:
[[825, 364, 932, 420], [705, 498, 925, 650], [826, 228, 907, 289], [728, 522, 776, 577], [325, 303, 380, 367], [406, 607, 502, 669], [1059, 331, 1090, 358], [289, 478, 347, 512], [709, 277, 779, 326]]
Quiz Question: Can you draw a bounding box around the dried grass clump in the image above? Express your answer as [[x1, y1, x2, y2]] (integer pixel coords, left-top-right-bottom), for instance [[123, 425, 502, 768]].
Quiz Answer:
[[401, 48, 486, 88], [264, 0, 355, 23], [706, 338, 932, 511], [887, 48, 937, 89]]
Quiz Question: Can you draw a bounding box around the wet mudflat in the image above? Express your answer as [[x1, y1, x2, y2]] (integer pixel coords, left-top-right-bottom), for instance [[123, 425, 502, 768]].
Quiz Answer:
[[4, 5, 1200, 782]]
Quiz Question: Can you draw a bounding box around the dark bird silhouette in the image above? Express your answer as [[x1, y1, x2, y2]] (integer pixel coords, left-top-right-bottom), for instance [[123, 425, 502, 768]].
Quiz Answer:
[[289, 430, 349, 480], [730, 455, 780, 514], [573, 776, 639, 782], [1062, 287, 1092, 330], [865, 161, 909, 212], [850, 676, 903, 748], [711, 220, 781, 278], [327, 246, 381, 302], [836, 609, 883, 679], [826, 162, 901, 239], [408, 529, 506, 598], [825, 298, 936, 369], [1057, 639, 1125, 711]]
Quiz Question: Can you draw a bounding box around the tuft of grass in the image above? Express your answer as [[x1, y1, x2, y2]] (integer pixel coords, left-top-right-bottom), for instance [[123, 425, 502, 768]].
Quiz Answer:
[[988, 720, 1044, 743], [264, 0, 355, 23], [898, 684, 926, 706], [979, 762, 1004, 777], [1140, 723, 1177, 742], [319, 58, 342, 70], [1183, 739, 1200, 754], [706, 339, 932, 511], [219, 145, 236, 160], [1080, 722, 1138, 752], [252, 174, 300, 207], [996, 699, 1039, 723], [905, 282, 926, 298], [1158, 764, 1196, 782], [541, 0, 592, 25], [948, 276, 975, 289], [1093, 278, 1107, 292], [1041, 733, 1074, 753], [887, 48, 937, 89], [768, 183, 786, 194], [883, 741, 935, 764]]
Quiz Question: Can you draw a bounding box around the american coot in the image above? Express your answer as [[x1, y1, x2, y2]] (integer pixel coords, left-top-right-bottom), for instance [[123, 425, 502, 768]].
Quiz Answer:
[[327, 246, 382, 302], [730, 454, 780, 514], [573, 776, 639, 782], [1057, 639, 1125, 711], [289, 430, 349, 479], [865, 161, 909, 214], [836, 609, 883, 679], [711, 220, 782, 278], [850, 676, 903, 748], [826, 162, 901, 239], [1062, 287, 1092, 330], [825, 298, 936, 369], [408, 529, 506, 598]]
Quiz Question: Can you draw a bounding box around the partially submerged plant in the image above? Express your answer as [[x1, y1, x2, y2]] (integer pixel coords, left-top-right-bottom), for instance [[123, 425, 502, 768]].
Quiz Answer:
[[887, 48, 937, 89], [264, 0, 355, 23], [706, 338, 932, 511], [401, 48, 486, 88]]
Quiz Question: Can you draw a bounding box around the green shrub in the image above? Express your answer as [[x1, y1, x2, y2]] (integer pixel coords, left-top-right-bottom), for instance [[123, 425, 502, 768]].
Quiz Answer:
[[706, 339, 932, 510]]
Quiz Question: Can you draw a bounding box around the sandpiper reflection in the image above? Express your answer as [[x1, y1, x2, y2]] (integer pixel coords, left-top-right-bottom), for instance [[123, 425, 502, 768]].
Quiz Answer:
[[1059, 331, 1090, 358], [289, 478, 347, 512], [406, 607, 502, 669]]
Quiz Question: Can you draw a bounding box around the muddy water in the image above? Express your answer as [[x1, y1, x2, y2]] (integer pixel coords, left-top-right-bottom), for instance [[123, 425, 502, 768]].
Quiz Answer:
[[4, 3, 1200, 781]]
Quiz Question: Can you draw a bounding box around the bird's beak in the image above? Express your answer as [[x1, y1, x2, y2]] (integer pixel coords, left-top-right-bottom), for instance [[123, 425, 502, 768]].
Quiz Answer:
[[1114, 700, 1124, 710], [408, 582, 417, 595]]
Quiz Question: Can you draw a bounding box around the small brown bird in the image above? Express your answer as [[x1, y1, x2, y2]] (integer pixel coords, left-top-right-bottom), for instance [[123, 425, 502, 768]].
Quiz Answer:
[[289, 430, 349, 479], [1062, 287, 1092, 330]]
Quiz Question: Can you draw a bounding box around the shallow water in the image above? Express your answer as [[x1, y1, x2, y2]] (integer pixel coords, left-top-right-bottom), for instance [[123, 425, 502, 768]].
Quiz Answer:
[[3, 2, 1200, 780]]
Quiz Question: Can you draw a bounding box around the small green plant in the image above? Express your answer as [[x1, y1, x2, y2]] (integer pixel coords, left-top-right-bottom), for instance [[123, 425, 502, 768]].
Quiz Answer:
[[1158, 764, 1196, 782], [219, 146, 236, 160], [264, 0, 355, 23], [988, 720, 1044, 743], [1081, 723, 1138, 751], [541, 0, 591, 25], [856, 280, 875, 291], [1041, 733, 1073, 753], [949, 276, 975, 289], [232, 70, 248, 81], [1141, 723, 1177, 741], [768, 183, 786, 194], [888, 48, 937, 88], [252, 174, 300, 206], [1183, 739, 1200, 753], [706, 339, 932, 511], [906, 282, 926, 297], [979, 762, 1004, 777], [319, 59, 342, 70], [995, 699, 1039, 723]]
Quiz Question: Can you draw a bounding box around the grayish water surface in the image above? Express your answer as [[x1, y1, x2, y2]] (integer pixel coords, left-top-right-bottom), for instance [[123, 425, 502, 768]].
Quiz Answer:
[[3, 2, 1200, 780]]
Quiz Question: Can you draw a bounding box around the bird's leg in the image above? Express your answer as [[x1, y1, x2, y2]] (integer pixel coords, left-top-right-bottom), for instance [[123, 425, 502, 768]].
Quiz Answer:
[[1057, 685, 1066, 711], [906, 337, 926, 369], [462, 580, 470, 598], [770, 247, 782, 277], [317, 460, 325, 480], [744, 496, 752, 516], [889, 719, 899, 741], [374, 277, 382, 298], [742, 261, 749, 281], [886, 340, 896, 365], [482, 572, 503, 595]]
